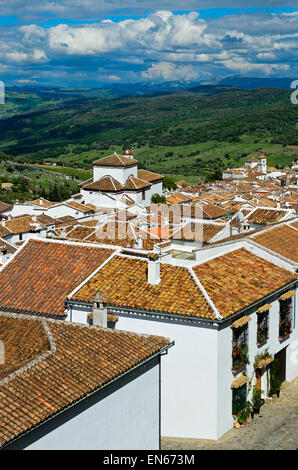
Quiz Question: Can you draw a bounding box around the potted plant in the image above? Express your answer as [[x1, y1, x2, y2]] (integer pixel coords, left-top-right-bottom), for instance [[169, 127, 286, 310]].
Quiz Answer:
[[252, 386, 263, 414], [237, 402, 252, 425]]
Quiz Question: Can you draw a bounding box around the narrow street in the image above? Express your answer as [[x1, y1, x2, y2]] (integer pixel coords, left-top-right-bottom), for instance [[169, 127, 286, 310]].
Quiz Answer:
[[162, 378, 298, 450]]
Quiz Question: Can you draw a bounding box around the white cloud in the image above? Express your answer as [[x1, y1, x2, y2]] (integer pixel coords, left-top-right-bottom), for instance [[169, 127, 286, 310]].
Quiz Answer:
[[32, 48, 48, 61], [221, 58, 290, 75], [1, 9, 297, 84], [142, 61, 202, 81], [257, 52, 277, 60], [6, 52, 28, 62]]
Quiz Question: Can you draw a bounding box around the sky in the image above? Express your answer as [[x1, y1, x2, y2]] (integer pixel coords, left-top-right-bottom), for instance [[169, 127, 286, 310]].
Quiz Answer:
[[0, 1, 297, 87]]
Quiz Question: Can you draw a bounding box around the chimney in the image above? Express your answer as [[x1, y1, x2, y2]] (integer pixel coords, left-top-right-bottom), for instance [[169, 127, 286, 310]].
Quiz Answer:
[[92, 292, 107, 327], [136, 236, 143, 249], [147, 252, 161, 285]]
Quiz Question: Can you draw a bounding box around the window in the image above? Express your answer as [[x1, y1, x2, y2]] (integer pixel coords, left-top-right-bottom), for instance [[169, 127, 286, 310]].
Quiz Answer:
[[232, 384, 247, 416], [232, 326, 249, 372], [279, 298, 293, 339], [142, 189, 145, 201], [257, 311, 269, 345]]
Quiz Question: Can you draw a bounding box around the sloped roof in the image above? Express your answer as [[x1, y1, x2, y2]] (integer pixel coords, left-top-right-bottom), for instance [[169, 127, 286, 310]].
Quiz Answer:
[[31, 197, 56, 208], [66, 201, 95, 213], [0, 312, 170, 447], [250, 224, 298, 264], [193, 249, 297, 318], [246, 208, 288, 225], [93, 154, 138, 167], [137, 170, 163, 182], [124, 175, 151, 190], [0, 201, 12, 213], [73, 255, 214, 319], [171, 222, 224, 243], [82, 176, 124, 192], [5, 216, 45, 235], [0, 239, 114, 317]]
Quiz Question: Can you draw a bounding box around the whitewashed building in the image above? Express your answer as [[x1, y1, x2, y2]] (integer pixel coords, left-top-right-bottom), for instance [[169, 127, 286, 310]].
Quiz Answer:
[[80, 151, 163, 208], [65, 242, 298, 440], [0, 312, 172, 450], [1, 237, 297, 441]]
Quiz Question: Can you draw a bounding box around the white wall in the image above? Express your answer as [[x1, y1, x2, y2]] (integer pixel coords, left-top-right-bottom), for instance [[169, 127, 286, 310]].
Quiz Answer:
[[21, 358, 160, 450], [217, 325, 234, 437], [67, 306, 219, 439], [111, 315, 219, 440], [67, 289, 297, 440], [93, 165, 138, 185]]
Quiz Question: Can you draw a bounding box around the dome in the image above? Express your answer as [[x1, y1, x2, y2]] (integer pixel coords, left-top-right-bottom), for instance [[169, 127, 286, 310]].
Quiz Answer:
[[124, 149, 133, 156]]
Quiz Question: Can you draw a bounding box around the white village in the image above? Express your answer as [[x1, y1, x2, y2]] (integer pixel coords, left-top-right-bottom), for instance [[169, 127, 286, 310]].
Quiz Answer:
[[0, 149, 297, 449]]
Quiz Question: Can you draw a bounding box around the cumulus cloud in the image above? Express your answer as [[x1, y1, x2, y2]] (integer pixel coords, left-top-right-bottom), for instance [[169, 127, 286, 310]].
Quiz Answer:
[[142, 61, 202, 81], [221, 58, 290, 75], [0, 9, 297, 85]]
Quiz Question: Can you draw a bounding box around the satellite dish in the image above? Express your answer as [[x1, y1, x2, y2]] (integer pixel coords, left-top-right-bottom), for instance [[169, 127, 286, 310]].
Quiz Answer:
[[236, 211, 245, 223]]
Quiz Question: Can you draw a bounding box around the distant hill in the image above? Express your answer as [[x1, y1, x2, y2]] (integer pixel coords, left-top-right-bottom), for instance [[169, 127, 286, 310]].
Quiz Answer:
[[218, 76, 295, 90], [0, 85, 296, 177]]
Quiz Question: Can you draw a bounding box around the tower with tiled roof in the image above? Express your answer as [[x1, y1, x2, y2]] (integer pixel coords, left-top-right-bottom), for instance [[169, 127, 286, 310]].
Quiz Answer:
[[80, 150, 163, 208]]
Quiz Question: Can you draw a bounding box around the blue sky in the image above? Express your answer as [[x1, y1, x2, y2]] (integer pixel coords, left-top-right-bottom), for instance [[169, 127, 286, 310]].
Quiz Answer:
[[0, 2, 297, 87]]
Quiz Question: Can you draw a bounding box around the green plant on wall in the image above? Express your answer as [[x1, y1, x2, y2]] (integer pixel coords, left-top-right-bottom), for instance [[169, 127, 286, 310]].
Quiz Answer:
[[269, 359, 281, 397]]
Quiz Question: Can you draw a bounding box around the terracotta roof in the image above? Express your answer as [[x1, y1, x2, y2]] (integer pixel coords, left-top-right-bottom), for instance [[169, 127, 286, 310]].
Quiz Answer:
[[137, 170, 163, 182], [0, 226, 12, 238], [36, 214, 56, 226], [54, 215, 76, 226], [146, 226, 172, 240], [0, 312, 170, 447], [172, 223, 223, 243], [97, 221, 136, 242], [171, 192, 193, 203], [166, 196, 184, 204], [65, 225, 97, 242], [250, 224, 298, 264], [191, 203, 229, 220], [93, 154, 138, 167], [193, 249, 297, 318], [82, 176, 124, 192], [5, 216, 45, 235], [124, 175, 151, 190], [0, 239, 114, 317], [73, 255, 214, 319], [66, 201, 95, 213], [31, 197, 56, 208], [0, 201, 12, 213], [247, 208, 288, 225], [0, 238, 17, 255]]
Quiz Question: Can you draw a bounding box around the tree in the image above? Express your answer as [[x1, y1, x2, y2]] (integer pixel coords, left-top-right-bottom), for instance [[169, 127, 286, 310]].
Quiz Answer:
[[151, 193, 166, 204], [162, 176, 177, 190]]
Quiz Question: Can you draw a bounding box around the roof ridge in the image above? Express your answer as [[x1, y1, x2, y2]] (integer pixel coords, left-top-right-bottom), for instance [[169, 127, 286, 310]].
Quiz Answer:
[[0, 315, 56, 386], [188, 267, 222, 320]]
